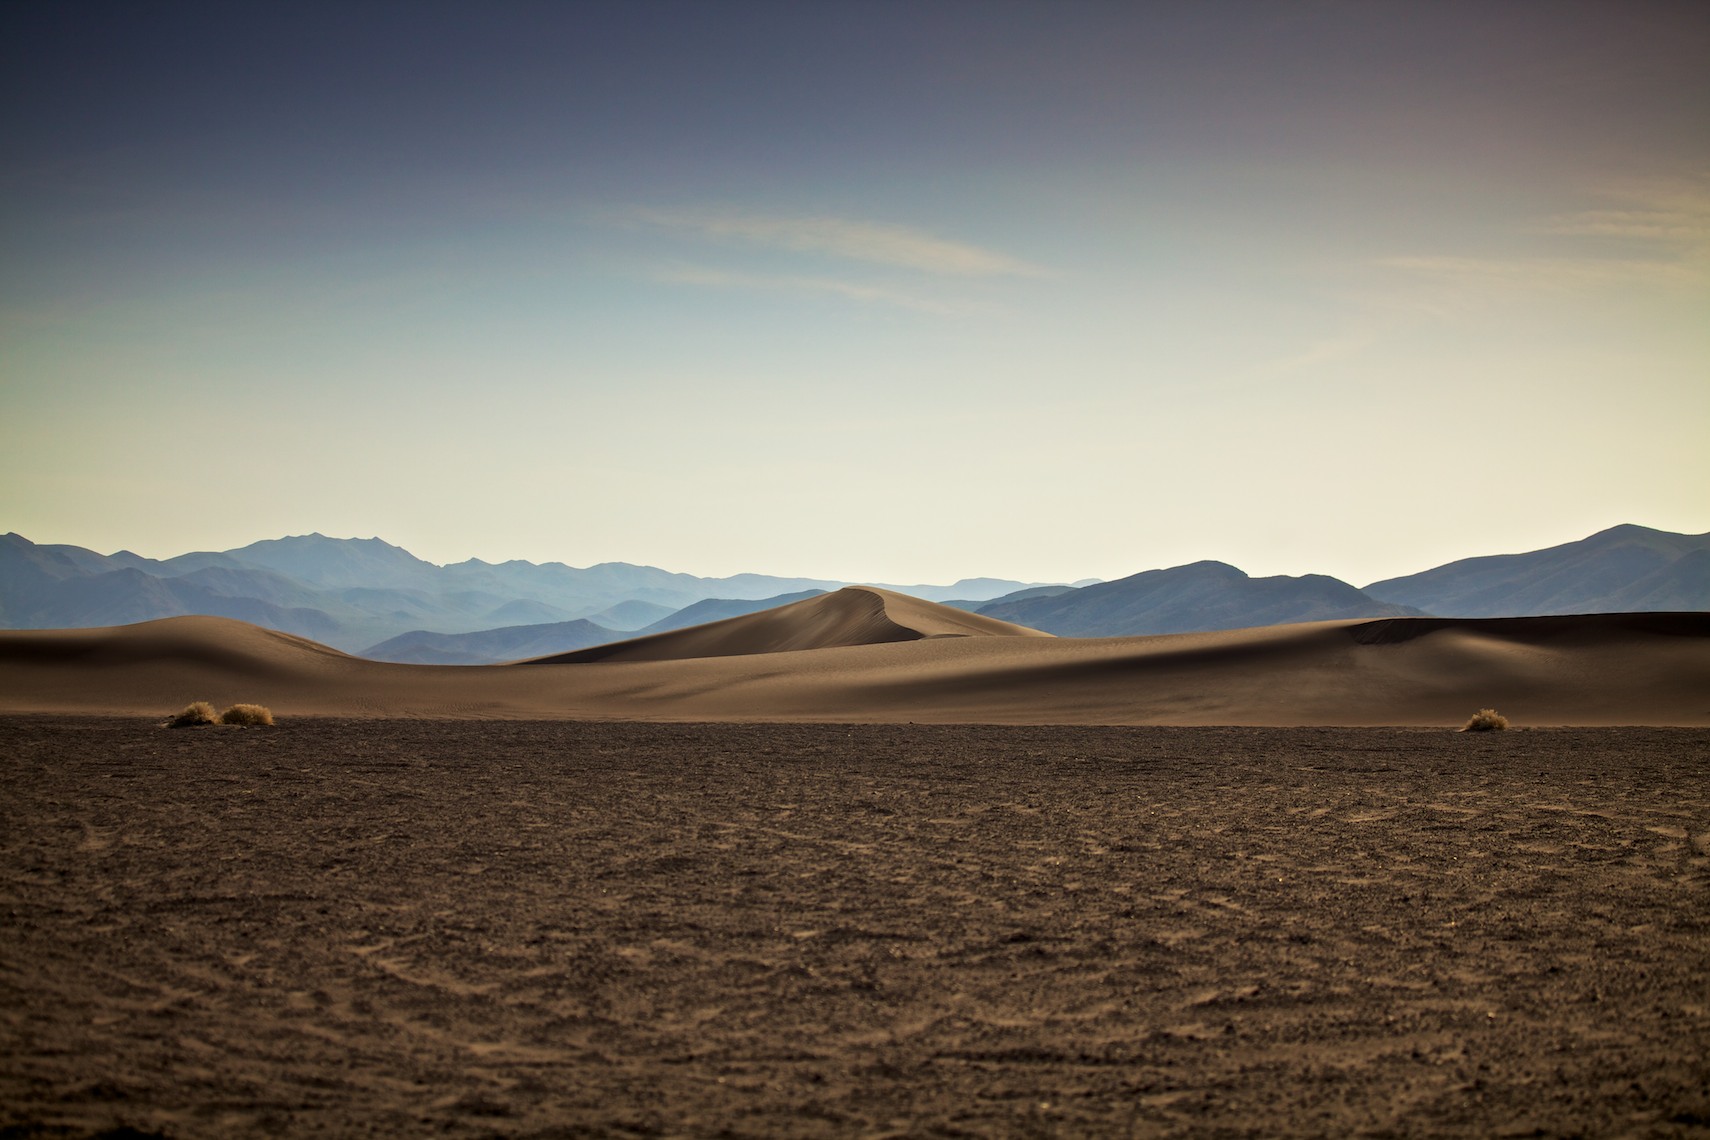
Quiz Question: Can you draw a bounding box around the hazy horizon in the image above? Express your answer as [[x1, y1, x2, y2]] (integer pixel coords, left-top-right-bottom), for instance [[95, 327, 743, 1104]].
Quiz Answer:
[[7, 519, 1699, 594], [4, 2, 1705, 587]]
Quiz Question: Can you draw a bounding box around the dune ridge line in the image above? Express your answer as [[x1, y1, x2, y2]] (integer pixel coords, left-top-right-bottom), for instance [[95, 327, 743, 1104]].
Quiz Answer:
[[1, 595, 1705, 725]]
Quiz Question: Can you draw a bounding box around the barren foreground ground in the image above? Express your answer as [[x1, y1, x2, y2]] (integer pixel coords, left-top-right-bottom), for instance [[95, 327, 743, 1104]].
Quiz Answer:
[[3, 718, 1708, 1138]]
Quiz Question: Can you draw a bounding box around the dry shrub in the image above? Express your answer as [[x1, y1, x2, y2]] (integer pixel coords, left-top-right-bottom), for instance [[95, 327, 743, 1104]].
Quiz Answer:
[[220, 703, 274, 726], [1460, 707, 1510, 732], [168, 701, 219, 728]]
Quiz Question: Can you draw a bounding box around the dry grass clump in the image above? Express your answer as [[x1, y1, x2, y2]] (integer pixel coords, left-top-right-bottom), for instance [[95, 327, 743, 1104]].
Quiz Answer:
[[219, 703, 274, 726], [167, 701, 219, 728], [1459, 707, 1510, 732], [166, 701, 274, 727]]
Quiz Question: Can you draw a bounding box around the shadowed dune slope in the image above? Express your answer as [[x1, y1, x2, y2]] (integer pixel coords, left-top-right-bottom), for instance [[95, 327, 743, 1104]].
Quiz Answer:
[[0, 616, 379, 717], [1, 611, 1706, 725], [0, 615, 354, 671], [529, 586, 1054, 664]]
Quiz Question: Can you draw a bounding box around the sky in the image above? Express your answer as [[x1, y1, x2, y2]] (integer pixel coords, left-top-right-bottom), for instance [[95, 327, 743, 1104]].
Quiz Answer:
[[2, 0, 1706, 588]]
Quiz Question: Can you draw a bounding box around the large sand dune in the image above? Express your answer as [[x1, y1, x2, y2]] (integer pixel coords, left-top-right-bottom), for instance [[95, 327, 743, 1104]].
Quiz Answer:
[[534, 586, 1054, 663], [2, 589, 1705, 723]]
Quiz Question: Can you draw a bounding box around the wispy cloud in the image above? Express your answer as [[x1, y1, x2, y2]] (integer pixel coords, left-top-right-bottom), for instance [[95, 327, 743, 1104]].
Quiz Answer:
[[1378, 254, 1700, 291], [1260, 331, 1382, 375], [651, 263, 960, 313], [1539, 210, 1707, 244], [1536, 172, 1710, 251], [626, 208, 1045, 277], [1377, 173, 1709, 308]]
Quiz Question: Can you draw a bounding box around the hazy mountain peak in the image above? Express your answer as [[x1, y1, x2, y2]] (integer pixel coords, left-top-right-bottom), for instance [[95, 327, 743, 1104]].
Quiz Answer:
[[1585, 523, 1683, 545], [980, 557, 1420, 637], [224, 533, 440, 589], [1113, 559, 1247, 585], [1363, 524, 1710, 616]]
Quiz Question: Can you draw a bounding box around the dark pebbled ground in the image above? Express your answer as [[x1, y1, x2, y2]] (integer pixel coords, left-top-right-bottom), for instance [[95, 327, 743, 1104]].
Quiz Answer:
[[2, 717, 1707, 1137]]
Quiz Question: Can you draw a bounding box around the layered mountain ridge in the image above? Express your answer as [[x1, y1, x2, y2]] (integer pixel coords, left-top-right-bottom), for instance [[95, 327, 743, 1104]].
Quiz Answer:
[[0, 533, 1052, 655], [2, 524, 1704, 663]]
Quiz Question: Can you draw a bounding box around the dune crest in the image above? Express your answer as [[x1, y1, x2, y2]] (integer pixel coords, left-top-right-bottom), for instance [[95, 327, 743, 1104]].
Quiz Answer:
[[526, 586, 1053, 664], [0, 614, 354, 669]]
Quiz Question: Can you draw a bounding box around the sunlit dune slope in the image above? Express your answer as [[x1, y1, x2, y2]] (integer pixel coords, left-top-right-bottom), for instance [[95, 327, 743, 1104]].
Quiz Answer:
[[526, 586, 1054, 664], [0, 610, 1706, 725]]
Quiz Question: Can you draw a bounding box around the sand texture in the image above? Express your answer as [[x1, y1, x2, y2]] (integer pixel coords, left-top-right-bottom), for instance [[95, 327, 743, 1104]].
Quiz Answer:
[[1, 596, 1707, 725], [2, 718, 1707, 1137]]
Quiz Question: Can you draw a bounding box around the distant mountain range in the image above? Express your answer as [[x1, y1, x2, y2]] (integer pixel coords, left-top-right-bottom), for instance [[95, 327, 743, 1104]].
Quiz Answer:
[[1, 524, 1704, 663], [973, 561, 1427, 636], [1362, 524, 1710, 616], [0, 533, 1055, 658], [359, 619, 625, 666]]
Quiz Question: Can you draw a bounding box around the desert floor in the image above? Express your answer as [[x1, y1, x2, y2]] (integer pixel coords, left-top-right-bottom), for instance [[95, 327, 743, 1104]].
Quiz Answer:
[[3, 717, 1708, 1138]]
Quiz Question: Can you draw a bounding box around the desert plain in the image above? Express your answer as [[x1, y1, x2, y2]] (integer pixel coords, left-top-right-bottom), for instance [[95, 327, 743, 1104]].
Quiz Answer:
[[2, 594, 1708, 1137]]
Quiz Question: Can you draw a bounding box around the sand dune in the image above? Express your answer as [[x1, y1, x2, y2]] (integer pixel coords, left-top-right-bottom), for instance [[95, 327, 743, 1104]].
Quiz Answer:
[[531, 586, 1053, 663], [0, 613, 353, 664], [2, 599, 1706, 724]]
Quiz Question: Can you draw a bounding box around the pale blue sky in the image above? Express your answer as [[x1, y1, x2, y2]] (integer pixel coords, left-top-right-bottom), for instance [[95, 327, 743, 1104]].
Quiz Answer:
[[3, 1, 1705, 585]]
